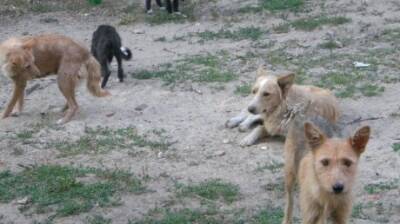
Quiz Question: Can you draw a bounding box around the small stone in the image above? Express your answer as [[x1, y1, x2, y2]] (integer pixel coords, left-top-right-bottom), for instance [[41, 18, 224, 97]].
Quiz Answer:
[[22, 31, 29, 36], [106, 112, 115, 117], [135, 104, 148, 111], [214, 150, 226, 157], [133, 29, 145, 34], [16, 197, 30, 205], [39, 17, 59, 23], [157, 152, 163, 158], [261, 146, 268, 150], [223, 139, 230, 144]]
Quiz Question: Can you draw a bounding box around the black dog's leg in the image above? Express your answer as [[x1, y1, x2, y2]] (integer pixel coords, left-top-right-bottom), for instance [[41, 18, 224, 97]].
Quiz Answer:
[[145, 0, 151, 11], [155, 0, 163, 7], [173, 0, 179, 12], [101, 62, 111, 88], [166, 0, 173, 13], [115, 54, 124, 83]]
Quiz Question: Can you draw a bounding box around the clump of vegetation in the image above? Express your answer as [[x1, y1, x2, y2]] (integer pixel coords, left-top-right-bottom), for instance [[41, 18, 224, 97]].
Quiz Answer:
[[393, 143, 400, 153], [197, 26, 265, 41], [235, 82, 252, 96], [364, 179, 399, 194], [177, 179, 240, 204], [50, 126, 173, 156], [134, 52, 237, 85], [251, 207, 284, 224], [0, 165, 145, 218], [239, 0, 304, 13], [130, 208, 220, 224], [319, 40, 342, 49], [317, 72, 384, 98], [290, 16, 351, 31]]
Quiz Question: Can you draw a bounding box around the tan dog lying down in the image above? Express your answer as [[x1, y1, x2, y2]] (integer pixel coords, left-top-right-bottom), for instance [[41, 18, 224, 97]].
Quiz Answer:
[[0, 34, 110, 124], [226, 66, 339, 146]]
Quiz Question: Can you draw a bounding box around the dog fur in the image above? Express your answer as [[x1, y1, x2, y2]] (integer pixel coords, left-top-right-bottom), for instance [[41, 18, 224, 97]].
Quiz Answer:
[[91, 25, 132, 88], [226, 66, 340, 147], [0, 34, 110, 124], [145, 0, 183, 14], [282, 115, 370, 224]]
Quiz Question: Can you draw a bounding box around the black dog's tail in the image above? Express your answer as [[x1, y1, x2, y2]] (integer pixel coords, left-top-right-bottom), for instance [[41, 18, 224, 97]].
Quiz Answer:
[[120, 47, 132, 60]]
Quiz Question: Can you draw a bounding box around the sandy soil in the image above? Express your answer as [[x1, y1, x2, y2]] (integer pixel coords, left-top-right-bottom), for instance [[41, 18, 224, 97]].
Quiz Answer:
[[0, 0, 399, 223]]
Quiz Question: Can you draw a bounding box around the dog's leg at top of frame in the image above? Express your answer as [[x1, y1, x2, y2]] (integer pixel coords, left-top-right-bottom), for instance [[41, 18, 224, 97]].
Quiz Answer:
[[173, 0, 179, 12], [155, 0, 163, 7], [165, 0, 173, 13], [238, 114, 263, 132], [2, 78, 27, 118], [239, 125, 267, 147]]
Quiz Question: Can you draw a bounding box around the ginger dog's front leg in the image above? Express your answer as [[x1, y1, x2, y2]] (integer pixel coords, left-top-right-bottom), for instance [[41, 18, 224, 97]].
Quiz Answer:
[[2, 79, 26, 118]]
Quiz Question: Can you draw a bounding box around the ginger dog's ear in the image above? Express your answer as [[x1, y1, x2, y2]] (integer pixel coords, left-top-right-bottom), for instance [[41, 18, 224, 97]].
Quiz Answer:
[[350, 126, 370, 155], [304, 122, 325, 150], [256, 65, 268, 77], [277, 72, 295, 98]]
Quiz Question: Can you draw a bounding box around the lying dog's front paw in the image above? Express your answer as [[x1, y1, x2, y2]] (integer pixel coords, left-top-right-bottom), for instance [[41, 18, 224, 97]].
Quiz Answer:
[[238, 123, 251, 132], [239, 136, 256, 147], [225, 115, 246, 129]]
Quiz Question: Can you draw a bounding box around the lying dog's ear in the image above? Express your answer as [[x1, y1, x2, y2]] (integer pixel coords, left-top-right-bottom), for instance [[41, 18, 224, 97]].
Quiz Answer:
[[256, 65, 268, 77], [277, 72, 295, 98], [350, 126, 370, 155], [304, 122, 325, 150]]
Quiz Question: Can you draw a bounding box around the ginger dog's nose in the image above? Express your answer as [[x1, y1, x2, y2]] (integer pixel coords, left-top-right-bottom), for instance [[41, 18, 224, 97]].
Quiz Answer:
[[332, 183, 344, 194]]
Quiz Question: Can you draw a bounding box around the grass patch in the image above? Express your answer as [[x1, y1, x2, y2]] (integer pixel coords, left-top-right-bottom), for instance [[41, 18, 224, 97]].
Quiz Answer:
[[130, 208, 220, 224], [235, 82, 252, 96], [317, 72, 384, 98], [319, 40, 341, 49], [290, 16, 351, 31], [392, 143, 400, 153], [273, 23, 290, 33], [380, 28, 400, 43], [255, 161, 284, 173], [50, 127, 173, 156], [87, 215, 112, 224], [177, 179, 240, 204], [134, 52, 237, 85], [364, 180, 399, 194], [251, 207, 284, 224], [240, 0, 304, 13], [261, 0, 304, 11], [0, 165, 145, 218], [197, 26, 265, 41]]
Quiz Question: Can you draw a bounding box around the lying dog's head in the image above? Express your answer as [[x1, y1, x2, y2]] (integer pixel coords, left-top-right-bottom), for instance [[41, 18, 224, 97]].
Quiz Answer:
[[247, 66, 295, 115], [304, 123, 370, 195], [2, 47, 40, 80]]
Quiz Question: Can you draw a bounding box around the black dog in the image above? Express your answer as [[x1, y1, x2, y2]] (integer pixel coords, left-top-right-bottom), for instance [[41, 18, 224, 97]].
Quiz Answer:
[[91, 25, 132, 88], [145, 0, 183, 14]]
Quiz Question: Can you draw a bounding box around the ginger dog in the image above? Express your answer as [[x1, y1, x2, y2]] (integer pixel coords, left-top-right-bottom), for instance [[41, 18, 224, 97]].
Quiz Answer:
[[0, 34, 110, 124], [282, 115, 370, 224], [226, 66, 339, 146]]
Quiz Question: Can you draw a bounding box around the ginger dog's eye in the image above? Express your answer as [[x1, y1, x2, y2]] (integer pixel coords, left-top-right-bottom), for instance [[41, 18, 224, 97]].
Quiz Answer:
[[263, 92, 270, 97], [25, 65, 31, 69], [321, 159, 330, 167], [343, 159, 352, 167]]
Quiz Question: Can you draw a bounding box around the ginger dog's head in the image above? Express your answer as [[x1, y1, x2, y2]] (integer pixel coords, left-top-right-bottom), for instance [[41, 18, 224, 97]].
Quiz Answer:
[[304, 122, 370, 195], [3, 47, 40, 80], [247, 66, 295, 116]]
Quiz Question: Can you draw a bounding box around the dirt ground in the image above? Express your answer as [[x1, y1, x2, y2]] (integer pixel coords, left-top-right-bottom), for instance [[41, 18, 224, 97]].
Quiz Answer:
[[0, 0, 399, 223]]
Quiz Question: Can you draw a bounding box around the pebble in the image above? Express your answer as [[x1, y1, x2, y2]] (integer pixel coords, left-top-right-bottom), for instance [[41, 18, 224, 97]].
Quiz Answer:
[[214, 150, 226, 157]]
